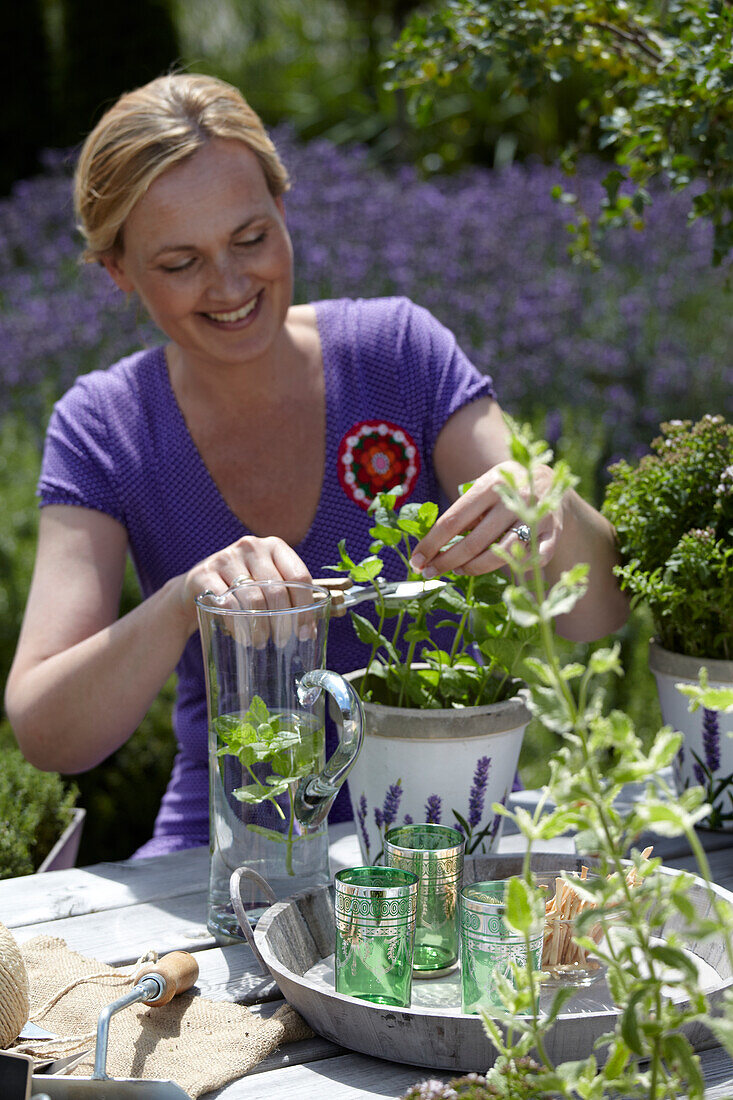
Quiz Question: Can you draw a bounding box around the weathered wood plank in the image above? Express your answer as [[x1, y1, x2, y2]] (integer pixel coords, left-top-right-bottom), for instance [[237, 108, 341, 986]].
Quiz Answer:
[[0, 846, 210, 928], [15, 914, 282, 1004], [13, 891, 218, 963], [204, 1052, 442, 1099], [698, 1043, 733, 1096]]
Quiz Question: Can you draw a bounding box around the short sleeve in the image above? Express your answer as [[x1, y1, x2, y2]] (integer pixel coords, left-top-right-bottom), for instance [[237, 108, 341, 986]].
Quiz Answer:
[[37, 373, 124, 524], [396, 298, 496, 444]]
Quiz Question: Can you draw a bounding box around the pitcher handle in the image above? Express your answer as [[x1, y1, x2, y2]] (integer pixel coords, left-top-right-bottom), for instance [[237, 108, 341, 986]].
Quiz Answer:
[[294, 670, 364, 830]]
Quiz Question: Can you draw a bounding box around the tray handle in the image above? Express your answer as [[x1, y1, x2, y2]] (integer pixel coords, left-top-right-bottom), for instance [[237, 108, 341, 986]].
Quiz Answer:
[[229, 867, 277, 977]]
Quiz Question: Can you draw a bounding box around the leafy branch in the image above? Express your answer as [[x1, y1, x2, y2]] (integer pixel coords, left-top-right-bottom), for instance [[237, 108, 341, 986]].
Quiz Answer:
[[386, 0, 733, 265]]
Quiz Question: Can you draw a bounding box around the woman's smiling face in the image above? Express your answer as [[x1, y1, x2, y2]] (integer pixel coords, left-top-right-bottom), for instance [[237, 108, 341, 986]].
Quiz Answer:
[[102, 138, 294, 371]]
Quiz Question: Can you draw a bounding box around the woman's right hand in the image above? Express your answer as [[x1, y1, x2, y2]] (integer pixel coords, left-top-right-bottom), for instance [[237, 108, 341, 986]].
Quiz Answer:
[[178, 535, 314, 636], [5, 513, 316, 774]]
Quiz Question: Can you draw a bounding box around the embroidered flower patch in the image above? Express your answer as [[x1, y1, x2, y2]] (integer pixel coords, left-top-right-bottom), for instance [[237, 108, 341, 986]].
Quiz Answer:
[[337, 420, 420, 509]]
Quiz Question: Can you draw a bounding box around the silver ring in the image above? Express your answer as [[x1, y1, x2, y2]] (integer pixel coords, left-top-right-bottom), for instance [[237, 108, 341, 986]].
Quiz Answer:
[[199, 588, 216, 599], [511, 523, 531, 543], [231, 574, 250, 586]]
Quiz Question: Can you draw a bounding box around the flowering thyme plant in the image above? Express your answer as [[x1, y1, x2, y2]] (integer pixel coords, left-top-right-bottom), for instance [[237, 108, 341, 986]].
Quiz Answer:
[[327, 492, 539, 710], [402, 425, 733, 1100], [602, 415, 733, 661]]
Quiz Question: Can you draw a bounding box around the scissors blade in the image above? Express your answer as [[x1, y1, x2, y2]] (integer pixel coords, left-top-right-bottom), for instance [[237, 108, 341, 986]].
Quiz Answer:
[[342, 578, 446, 607]]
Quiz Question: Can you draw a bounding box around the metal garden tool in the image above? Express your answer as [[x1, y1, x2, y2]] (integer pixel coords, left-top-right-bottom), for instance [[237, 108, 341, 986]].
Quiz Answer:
[[29, 951, 199, 1099], [314, 576, 446, 617]]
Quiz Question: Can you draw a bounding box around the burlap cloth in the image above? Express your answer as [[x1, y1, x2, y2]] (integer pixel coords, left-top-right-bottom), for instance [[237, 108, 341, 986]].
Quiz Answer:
[[12, 936, 313, 1098]]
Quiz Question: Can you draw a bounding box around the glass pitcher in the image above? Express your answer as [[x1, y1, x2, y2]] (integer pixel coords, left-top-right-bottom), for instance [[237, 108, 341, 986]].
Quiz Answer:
[[196, 580, 363, 939]]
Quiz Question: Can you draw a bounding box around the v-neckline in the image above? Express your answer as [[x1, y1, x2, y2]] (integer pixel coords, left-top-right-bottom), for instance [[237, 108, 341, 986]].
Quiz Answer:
[[156, 303, 331, 551]]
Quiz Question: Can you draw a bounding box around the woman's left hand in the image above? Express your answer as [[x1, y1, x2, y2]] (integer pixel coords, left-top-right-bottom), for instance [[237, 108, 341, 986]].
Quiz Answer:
[[409, 460, 564, 579]]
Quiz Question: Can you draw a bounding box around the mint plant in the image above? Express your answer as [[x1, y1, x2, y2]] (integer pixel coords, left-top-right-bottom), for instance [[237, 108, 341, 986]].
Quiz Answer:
[[214, 695, 323, 875], [328, 494, 538, 709], [400, 426, 733, 1100], [602, 415, 733, 661]]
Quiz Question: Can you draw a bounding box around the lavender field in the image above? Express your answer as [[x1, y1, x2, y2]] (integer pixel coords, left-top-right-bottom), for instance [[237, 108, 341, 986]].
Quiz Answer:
[[1, 135, 731, 463]]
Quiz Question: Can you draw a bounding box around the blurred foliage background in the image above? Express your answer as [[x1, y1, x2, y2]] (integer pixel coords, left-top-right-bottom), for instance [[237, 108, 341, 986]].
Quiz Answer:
[[2, 0, 729, 872]]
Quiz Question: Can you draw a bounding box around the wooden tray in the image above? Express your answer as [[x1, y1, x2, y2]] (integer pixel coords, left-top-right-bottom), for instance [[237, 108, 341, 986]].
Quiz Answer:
[[254, 853, 733, 1073]]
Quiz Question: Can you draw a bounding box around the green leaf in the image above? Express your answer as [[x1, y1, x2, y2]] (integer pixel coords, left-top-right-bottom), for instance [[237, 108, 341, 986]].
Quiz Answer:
[[350, 557, 383, 584], [648, 944, 699, 982], [232, 779, 289, 803], [246, 824, 288, 844], [350, 612, 382, 647], [661, 1034, 705, 1100], [505, 876, 534, 935], [523, 656, 555, 686], [620, 989, 647, 1056], [589, 645, 622, 675], [503, 587, 541, 627], [602, 1041, 630, 1080], [368, 522, 402, 547]]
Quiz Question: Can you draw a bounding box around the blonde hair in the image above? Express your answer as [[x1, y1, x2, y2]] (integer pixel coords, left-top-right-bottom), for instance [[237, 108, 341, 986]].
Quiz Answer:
[[74, 73, 290, 262]]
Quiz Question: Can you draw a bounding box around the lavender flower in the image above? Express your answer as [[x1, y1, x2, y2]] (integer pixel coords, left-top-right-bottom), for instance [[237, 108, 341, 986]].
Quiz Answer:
[[468, 757, 491, 828], [693, 762, 706, 787], [2, 137, 730, 461], [403, 813, 414, 825], [702, 708, 721, 773], [382, 782, 403, 829], [490, 791, 508, 841], [424, 794, 442, 824], [374, 807, 384, 831], [356, 794, 370, 857]]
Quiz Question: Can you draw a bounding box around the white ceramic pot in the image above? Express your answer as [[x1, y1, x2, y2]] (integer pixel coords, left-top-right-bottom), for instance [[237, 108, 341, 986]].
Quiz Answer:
[[649, 642, 733, 832], [342, 669, 531, 863], [37, 807, 86, 872]]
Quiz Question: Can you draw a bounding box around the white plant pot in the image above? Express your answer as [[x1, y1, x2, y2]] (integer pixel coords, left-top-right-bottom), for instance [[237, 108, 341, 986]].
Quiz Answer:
[[343, 669, 531, 863], [37, 807, 86, 872], [649, 642, 733, 832]]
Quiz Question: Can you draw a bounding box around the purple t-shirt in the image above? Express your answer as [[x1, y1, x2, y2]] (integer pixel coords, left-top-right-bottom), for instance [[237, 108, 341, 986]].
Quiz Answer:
[[38, 297, 495, 856]]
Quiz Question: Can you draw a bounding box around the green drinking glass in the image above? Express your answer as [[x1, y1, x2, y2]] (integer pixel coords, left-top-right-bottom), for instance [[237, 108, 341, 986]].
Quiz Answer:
[[384, 823, 464, 975], [334, 866, 419, 1007], [460, 879, 544, 1014]]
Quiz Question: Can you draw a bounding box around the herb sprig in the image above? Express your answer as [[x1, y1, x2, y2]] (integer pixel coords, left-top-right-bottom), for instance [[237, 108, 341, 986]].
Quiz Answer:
[[329, 493, 538, 709], [215, 695, 320, 875]]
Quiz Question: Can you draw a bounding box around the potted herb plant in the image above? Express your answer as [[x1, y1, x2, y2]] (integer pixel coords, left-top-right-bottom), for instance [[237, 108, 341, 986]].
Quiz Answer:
[[602, 414, 733, 829], [327, 451, 563, 863]]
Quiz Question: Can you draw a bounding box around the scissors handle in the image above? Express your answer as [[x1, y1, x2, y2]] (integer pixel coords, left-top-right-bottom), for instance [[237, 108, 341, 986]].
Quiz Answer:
[[313, 577, 354, 617]]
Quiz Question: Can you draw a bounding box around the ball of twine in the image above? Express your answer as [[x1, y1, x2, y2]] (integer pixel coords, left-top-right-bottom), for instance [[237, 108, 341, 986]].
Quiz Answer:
[[0, 921, 30, 1047]]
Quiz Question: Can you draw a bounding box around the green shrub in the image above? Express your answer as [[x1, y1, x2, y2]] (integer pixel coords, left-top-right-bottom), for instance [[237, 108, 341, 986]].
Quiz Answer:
[[0, 412, 177, 868], [0, 723, 78, 878]]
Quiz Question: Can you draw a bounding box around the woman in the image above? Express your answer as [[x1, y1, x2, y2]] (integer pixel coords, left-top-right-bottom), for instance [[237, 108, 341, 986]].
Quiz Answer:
[[4, 74, 628, 855]]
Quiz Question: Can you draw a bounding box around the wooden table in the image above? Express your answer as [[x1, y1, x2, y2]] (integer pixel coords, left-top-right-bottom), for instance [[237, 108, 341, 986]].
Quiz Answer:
[[2, 822, 732, 1099]]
